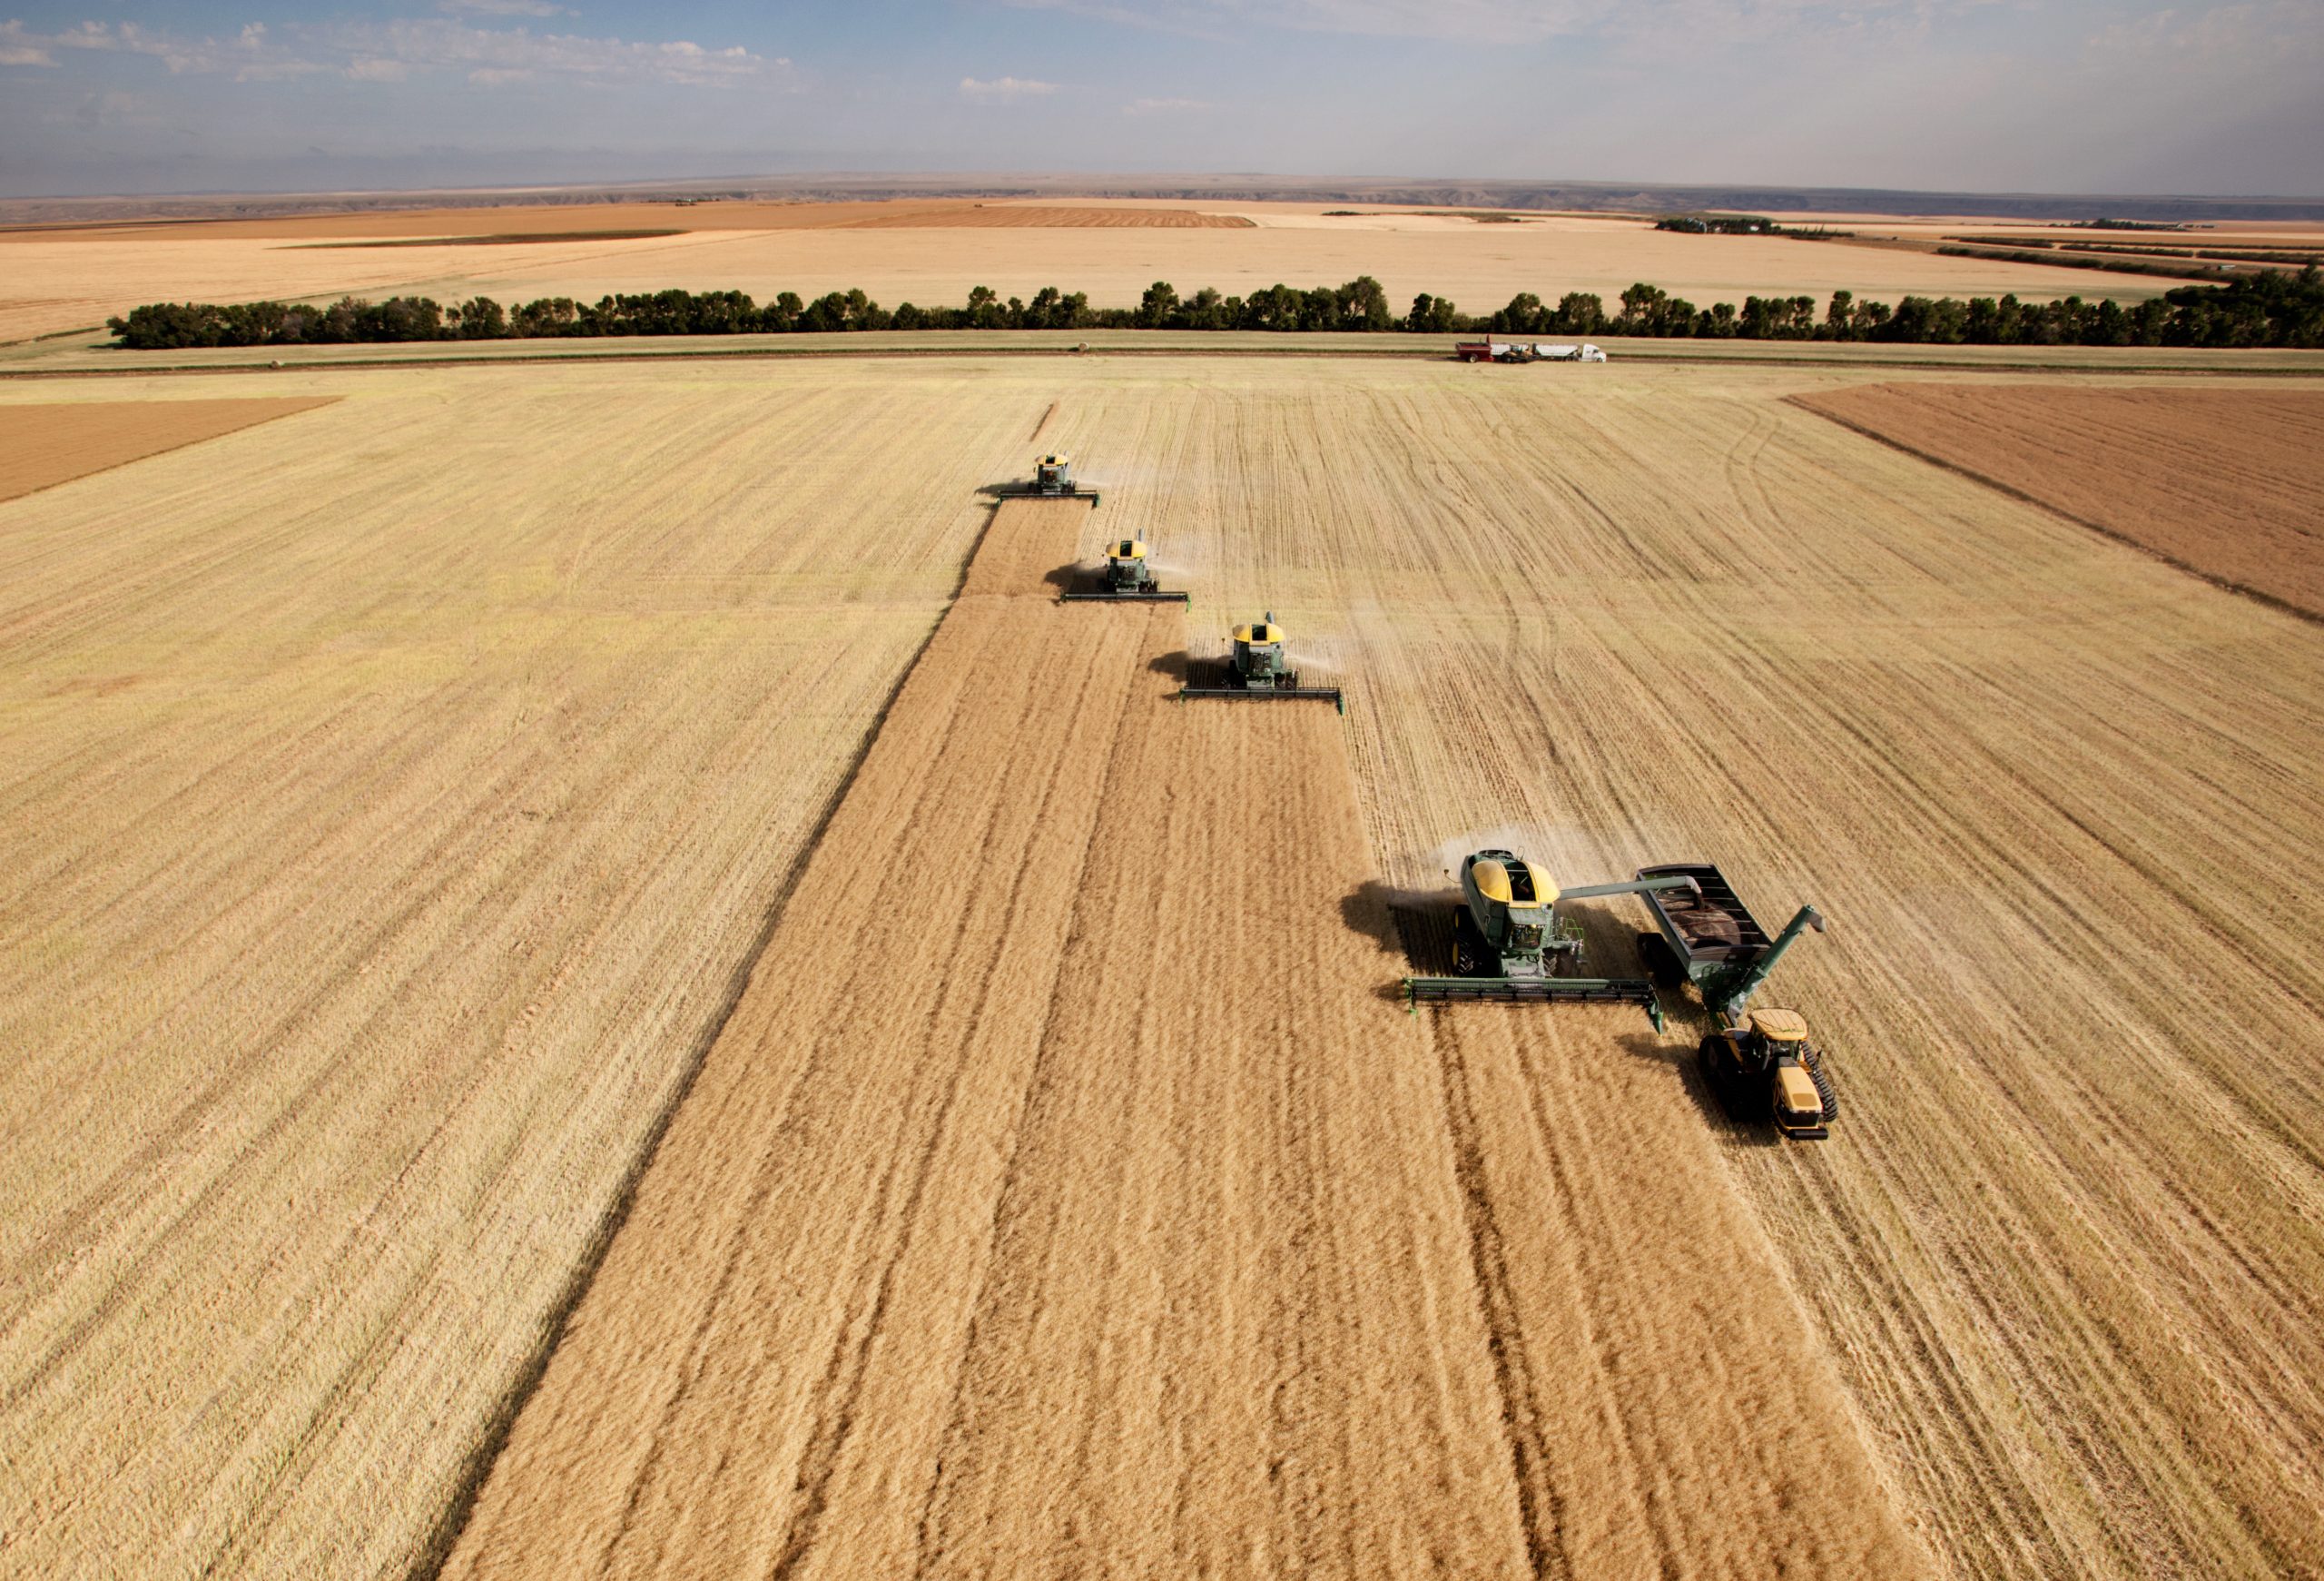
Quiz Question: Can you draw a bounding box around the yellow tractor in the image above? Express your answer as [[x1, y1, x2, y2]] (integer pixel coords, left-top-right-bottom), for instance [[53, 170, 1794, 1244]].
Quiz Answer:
[[1696, 1008, 1837, 1141]]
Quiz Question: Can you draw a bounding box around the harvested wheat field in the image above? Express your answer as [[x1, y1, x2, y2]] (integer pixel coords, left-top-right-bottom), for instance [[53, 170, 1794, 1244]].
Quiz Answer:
[[444, 495, 1922, 1579], [5, 356, 2321, 1581], [0, 366, 1049, 1578], [1009, 362, 2324, 1579], [0, 397, 338, 501], [1795, 382, 2324, 619]]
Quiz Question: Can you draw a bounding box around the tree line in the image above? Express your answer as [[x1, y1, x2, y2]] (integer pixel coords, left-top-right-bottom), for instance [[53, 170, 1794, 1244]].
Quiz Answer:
[[106, 265, 2324, 350]]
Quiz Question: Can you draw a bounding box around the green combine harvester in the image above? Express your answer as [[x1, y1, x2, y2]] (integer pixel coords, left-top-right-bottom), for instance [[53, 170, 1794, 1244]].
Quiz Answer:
[[1059, 538, 1188, 604], [1401, 850, 1699, 1028], [1633, 862, 1837, 1140], [999, 453, 1101, 507], [1177, 612, 1344, 712]]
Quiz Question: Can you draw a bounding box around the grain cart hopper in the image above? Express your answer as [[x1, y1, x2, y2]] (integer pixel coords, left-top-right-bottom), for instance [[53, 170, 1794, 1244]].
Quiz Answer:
[[1006, 453, 1100, 506], [1632, 862, 1837, 1140], [1059, 539, 1189, 604], [1401, 849, 1699, 1028], [1177, 612, 1344, 712]]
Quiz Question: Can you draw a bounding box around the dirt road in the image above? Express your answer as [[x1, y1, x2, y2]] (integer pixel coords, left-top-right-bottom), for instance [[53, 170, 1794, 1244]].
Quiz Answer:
[[444, 494, 1920, 1578]]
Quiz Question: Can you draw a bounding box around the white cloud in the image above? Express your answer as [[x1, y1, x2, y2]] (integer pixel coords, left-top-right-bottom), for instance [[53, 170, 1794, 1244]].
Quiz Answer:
[[318, 20, 780, 85], [960, 74, 1059, 103], [0, 21, 58, 64], [0, 15, 783, 86], [438, 0, 567, 15], [1124, 95, 1214, 114], [1002, 0, 2009, 44]]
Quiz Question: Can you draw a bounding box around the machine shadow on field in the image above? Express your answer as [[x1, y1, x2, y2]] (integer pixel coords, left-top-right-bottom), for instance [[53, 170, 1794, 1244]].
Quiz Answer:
[[1617, 1030, 1782, 1149], [1146, 649, 1190, 683], [1344, 879, 1455, 1004]]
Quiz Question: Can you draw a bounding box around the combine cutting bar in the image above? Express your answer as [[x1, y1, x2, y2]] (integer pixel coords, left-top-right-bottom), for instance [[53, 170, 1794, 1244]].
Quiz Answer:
[[1402, 975, 1664, 1031], [1177, 686, 1345, 714], [1059, 589, 1191, 604]]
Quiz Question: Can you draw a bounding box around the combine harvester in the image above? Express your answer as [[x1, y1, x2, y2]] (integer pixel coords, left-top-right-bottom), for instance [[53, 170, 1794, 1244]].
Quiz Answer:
[[1402, 850, 1698, 1029], [1633, 863, 1838, 1140], [1177, 612, 1344, 712], [996, 453, 1101, 507], [1059, 538, 1188, 604]]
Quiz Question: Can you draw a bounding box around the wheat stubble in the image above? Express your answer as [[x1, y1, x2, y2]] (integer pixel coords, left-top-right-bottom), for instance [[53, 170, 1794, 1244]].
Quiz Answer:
[[445, 492, 1917, 1579]]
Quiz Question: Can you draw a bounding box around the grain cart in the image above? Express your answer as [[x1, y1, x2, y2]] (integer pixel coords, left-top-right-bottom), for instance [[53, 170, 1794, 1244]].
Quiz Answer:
[[1059, 538, 1189, 604], [1401, 849, 1699, 1027], [1177, 612, 1344, 711], [1003, 453, 1100, 506], [1632, 863, 1837, 1140]]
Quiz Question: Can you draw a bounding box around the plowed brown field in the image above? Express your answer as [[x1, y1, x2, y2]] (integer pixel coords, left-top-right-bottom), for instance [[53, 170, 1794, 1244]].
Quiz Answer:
[[443, 495, 1923, 1579], [1795, 382, 2324, 618], [0, 397, 338, 501]]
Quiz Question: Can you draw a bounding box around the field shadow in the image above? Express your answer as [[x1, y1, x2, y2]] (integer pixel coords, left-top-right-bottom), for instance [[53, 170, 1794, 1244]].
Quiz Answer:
[[1617, 1029, 1781, 1149], [1344, 880, 1459, 1004], [1147, 649, 1190, 682], [1045, 559, 1087, 595]]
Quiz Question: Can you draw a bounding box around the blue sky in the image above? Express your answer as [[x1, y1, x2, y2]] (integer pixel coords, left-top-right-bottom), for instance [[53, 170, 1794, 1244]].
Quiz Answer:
[[2, 1, 2319, 198]]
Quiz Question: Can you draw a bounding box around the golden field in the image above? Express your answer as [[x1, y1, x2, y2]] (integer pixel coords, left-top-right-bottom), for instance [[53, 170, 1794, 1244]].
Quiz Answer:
[[2, 357, 2319, 1578], [443, 499, 1925, 1579], [0, 197, 2183, 344]]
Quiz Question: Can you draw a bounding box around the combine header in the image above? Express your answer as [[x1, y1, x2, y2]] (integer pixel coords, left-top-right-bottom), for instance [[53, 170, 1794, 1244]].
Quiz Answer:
[[999, 453, 1100, 507], [1177, 613, 1344, 712], [1059, 539, 1188, 604], [1401, 850, 1698, 1029], [1633, 863, 1837, 1140]]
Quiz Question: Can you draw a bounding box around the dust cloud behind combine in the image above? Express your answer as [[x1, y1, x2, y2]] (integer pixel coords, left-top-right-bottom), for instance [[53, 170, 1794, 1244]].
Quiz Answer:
[[444, 496, 1921, 1579]]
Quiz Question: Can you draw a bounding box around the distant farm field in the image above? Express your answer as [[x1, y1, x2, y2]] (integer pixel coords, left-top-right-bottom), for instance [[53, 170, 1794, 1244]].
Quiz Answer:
[[0, 197, 2179, 344], [2, 357, 2319, 1579]]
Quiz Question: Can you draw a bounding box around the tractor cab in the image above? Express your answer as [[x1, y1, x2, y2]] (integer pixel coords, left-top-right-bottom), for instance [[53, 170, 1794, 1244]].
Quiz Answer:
[[1033, 453, 1074, 494]]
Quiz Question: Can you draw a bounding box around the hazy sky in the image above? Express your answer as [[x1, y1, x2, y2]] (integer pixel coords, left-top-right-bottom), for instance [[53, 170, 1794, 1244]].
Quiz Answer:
[[2, 0, 2319, 198]]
